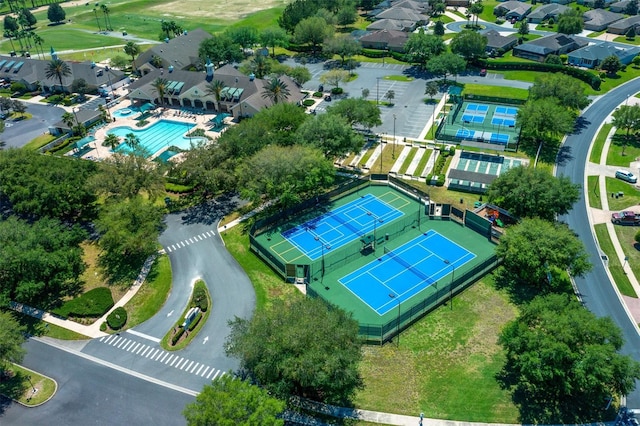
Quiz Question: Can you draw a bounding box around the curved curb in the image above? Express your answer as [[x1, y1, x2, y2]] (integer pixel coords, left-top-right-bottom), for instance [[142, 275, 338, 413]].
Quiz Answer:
[[8, 364, 58, 408]]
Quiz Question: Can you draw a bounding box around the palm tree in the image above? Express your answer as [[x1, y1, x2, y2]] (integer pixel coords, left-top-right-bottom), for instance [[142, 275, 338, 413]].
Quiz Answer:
[[123, 41, 141, 73], [150, 55, 163, 68], [151, 77, 169, 107], [93, 8, 102, 32], [31, 32, 44, 59], [103, 133, 120, 150], [61, 111, 75, 132], [261, 77, 290, 105], [124, 133, 140, 150], [45, 58, 71, 93], [100, 4, 111, 31], [250, 55, 270, 79], [161, 20, 172, 39], [205, 79, 225, 111]]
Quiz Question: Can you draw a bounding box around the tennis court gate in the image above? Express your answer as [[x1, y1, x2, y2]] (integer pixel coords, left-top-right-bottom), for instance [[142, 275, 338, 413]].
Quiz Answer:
[[354, 254, 501, 345]]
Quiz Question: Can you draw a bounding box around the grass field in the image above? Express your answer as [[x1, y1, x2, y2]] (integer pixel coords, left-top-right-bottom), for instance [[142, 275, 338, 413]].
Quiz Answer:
[[590, 123, 613, 164], [123, 255, 173, 329], [0, 363, 57, 406], [605, 177, 640, 211], [607, 130, 640, 167], [587, 176, 602, 210], [9, 310, 90, 340], [462, 83, 529, 101], [595, 224, 638, 298], [613, 225, 640, 297]]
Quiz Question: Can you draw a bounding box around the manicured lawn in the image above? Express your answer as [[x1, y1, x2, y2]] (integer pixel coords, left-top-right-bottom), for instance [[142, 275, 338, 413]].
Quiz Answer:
[[606, 177, 640, 210], [595, 224, 638, 298], [587, 176, 602, 210], [614, 224, 640, 297], [433, 15, 454, 24], [9, 310, 90, 340], [596, 67, 640, 95], [414, 148, 433, 176], [590, 123, 613, 164], [462, 83, 529, 100], [477, 0, 501, 23], [358, 145, 378, 170], [372, 142, 397, 173], [588, 30, 606, 38], [614, 36, 640, 45], [22, 133, 57, 151], [0, 364, 57, 406], [161, 279, 211, 351], [607, 129, 640, 166], [398, 147, 418, 174], [124, 254, 173, 328], [221, 225, 301, 311], [383, 75, 414, 82]]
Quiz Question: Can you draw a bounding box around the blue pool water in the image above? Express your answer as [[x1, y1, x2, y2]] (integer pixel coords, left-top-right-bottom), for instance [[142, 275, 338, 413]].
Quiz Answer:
[[109, 119, 196, 156], [112, 106, 139, 118]]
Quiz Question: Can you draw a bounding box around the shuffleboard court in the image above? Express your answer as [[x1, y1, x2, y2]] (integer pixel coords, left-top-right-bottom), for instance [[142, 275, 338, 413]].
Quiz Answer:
[[339, 230, 476, 315], [281, 193, 404, 260]]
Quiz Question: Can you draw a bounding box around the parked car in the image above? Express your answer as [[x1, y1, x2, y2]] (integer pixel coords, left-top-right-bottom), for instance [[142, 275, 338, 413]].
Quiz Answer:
[[616, 170, 638, 183], [611, 211, 640, 225], [479, 69, 487, 77]]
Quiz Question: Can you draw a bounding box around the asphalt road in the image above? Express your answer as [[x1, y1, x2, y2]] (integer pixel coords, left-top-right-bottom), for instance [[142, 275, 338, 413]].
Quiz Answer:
[[3, 103, 66, 148], [79, 195, 256, 391], [558, 80, 640, 407], [0, 339, 193, 425]]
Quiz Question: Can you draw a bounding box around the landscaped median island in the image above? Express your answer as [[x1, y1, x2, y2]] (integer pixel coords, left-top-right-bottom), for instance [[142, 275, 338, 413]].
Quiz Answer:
[[161, 280, 211, 351], [0, 363, 57, 407]]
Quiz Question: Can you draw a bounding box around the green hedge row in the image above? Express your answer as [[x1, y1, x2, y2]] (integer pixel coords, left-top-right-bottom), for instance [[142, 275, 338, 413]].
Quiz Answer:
[[172, 327, 185, 345], [188, 312, 202, 332], [476, 59, 601, 90], [107, 307, 127, 330], [165, 182, 194, 193], [192, 285, 208, 312], [53, 287, 114, 318]]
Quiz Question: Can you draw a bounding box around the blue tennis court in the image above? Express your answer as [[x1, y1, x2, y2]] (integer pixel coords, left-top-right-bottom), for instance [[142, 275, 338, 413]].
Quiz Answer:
[[489, 133, 509, 144], [462, 114, 485, 123], [466, 103, 489, 112], [495, 106, 518, 116], [455, 129, 476, 138], [491, 117, 516, 126], [282, 194, 404, 260], [339, 230, 476, 315]]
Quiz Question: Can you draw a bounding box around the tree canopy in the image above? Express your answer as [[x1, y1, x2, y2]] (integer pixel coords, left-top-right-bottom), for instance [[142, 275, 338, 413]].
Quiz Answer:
[[495, 217, 591, 288], [404, 29, 446, 67], [294, 16, 333, 52], [499, 293, 640, 423], [529, 73, 590, 110], [486, 166, 581, 221], [426, 52, 466, 82], [198, 35, 243, 66], [225, 297, 363, 405], [47, 3, 65, 23], [326, 97, 382, 130], [184, 374, 285, 426], [450, 30, 487, 61], [296, 113, 364, 159], [0, 148, 97, 222], [261, 27, 289, 57], [612, 104, 640, 155], [557, 9, 583, 35], [515, 98, 576, 157], [0, 216, 86, 307], [323, 34, 361, 66], [0, 312, 26, 370]]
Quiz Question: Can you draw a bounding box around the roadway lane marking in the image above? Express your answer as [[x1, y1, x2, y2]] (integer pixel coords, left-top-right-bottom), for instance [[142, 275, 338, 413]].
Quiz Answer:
[[189, 238, 194, 243], [160, 352, 169, 363], [171, 245, 176, 251], [129, 343, 141, 352], [122, 341, 135, 351], [200, 366, 210, 377], [176, 358, 186, 369], [170, 356, 179, 367], [147, 349, 159, 358], [182, 360, 193, 371], [154, 350, 164, 360], [197, 235, 203, 241], [211, 370, 221, 380], [195, 365, 205, 376], [140, 347, 151, 357], [206, 369, 215, 379], [109, 337, 120, 346], [126, 329, 161, 343], [165, 354, 175, 365], [166, 247, 172, 252], [104, 335, 116, 344], [189, 362, 199, 373], [206, 231, 213, 237], [116, 338, 128, 349], [136, 344, 147, 355]]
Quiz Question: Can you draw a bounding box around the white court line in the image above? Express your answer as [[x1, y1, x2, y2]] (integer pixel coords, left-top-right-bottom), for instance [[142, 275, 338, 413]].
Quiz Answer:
[[160, 353, 169, 363], [195, 365, 205, 376], [189, 362, 199, 373], [206, 369, 215, 379], [116, 339, 128, 349], [200, 366, 210, 377], [170, 356, 180, 367]]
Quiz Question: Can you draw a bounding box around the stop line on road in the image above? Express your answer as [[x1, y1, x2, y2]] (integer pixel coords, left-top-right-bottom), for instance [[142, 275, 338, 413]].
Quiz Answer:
[[164, 229, 216, 253], [98, 334, 225, 380]]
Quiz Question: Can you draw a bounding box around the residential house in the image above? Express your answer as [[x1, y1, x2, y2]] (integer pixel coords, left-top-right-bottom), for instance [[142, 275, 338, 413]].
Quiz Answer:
[[579, 0, 615, 6], [482, 30, 518, 55], [134, 29, 212, 75], [0, 48, 124, 94], [567, 41, 640, 67], [445, 0, 470, 7], [527, 3, 571, 24], [366, 18, 409, 31], [126, 62, 305, 120], [607, 15, 640, 34], [513, 33, 588, 61], [493, 1, 532, 21], [610, 0, 632, 12], [549, 0, 575, 5], [374, 7, 429, 25], [583, 9, 624, 31], [359, 30, 409, 52]]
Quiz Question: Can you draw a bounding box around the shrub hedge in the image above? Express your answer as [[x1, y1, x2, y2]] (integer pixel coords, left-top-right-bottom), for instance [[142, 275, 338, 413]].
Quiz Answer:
[[302, 99, 315, 107], [171, 327, 185, 345], [53, 287, 114, 318], [107, 307, 127, 330], [192, 285, 208, 312], [476, 59, 601, 90], [188, 312, 202, 331]]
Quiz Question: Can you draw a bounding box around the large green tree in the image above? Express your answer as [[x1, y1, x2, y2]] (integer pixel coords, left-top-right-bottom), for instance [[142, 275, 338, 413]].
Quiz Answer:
[[612, 104, 640, 156], [557, 9, 583, 35], [294, 16, 333, 53], [426, 52, 466, 83], [529, 73, 590, 110], [450, 30, 487, 61], [237, 145, 335, 207], [225, 26, 259, 52], [184, 375, 285, 426], [45, 58, 71, 93], [0, 149, 97, 221], [261, 77, 290, 105], [95, 197, 164, 284], [495, 217, 591, 288], [326, 97, 381, 131], [601, 54, 622, 75], [0, 312, 26, 370], [0, 216, 86, 307], [319, 68, 349, 90], [486, 166, 580, 220], [225, 297, 363, 405], [296, 113, 364, 159], [47, 3, 66, 24], [323, 34, 361, 67], [198, 35, 244, 66], [499, 293, 640, 423], [404, 29, 446, 67], [260, 27, 289, 56]]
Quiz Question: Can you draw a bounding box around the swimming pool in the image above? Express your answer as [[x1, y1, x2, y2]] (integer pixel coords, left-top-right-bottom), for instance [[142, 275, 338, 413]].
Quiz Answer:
[[112, 107, 139, 118], [109, 119, 196, 156]]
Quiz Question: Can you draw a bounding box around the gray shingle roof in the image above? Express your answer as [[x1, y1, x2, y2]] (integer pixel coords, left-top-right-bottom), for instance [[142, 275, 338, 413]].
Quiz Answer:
[[135, 29, 212, 70], [583, 9, 624, 27], [527, 3, 570, 20], [608, 15, 640, 30]]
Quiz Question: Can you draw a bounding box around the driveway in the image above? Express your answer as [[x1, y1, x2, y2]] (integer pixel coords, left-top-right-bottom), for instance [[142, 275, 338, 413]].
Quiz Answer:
[[2, 103, 65, 148]]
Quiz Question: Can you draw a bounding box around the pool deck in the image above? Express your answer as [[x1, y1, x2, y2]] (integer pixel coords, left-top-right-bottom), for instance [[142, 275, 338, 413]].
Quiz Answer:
[[80, 99, 233, 161]]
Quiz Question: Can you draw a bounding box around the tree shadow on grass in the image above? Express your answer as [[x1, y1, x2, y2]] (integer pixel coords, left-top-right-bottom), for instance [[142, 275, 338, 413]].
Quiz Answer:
[[0, 370, 28, 411]]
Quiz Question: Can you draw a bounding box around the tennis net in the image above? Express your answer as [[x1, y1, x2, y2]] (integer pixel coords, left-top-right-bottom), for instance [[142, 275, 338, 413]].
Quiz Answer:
[[384, 247, 431, 284]]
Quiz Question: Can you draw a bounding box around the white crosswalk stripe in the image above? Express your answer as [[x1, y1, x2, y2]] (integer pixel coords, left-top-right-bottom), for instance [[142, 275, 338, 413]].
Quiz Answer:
[[200, 366, 210, 377], [166, 354, 175, 365], [189, 362, 199, 373], [136, 344, 146, 355], [170, 356, 179, 367], [211, 370, 221, 380], [164, 230, 217, 253], [161, 353, 170, 363], [116, 338, 128, 349], [196, 365, 205, 376], [123, 341, 135, 351]]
